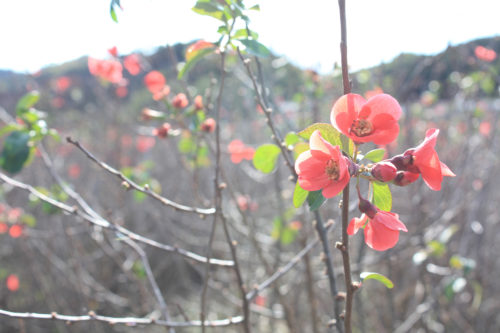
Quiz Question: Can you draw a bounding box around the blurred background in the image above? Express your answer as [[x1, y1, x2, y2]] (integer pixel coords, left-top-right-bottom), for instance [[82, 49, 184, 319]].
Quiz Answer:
[[0, 1, 499, 332]]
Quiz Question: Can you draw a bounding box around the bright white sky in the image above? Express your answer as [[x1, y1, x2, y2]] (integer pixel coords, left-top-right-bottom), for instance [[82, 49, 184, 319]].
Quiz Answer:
[[0, 0, 498, 73]]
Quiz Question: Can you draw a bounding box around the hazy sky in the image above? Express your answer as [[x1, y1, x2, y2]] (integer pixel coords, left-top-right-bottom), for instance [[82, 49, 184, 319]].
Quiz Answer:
[[0, 0, 498, 73]]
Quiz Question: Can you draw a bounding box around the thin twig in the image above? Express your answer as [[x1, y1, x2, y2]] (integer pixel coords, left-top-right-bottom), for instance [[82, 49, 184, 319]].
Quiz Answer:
[[246, 221, 334, 301], [0, 309, 243, 328], [0, 172, 233, 267], [66, 137, 215, 216], [122, 238, 174, 333], [236, 49, 297, 180], [314, 211, 343, 332]]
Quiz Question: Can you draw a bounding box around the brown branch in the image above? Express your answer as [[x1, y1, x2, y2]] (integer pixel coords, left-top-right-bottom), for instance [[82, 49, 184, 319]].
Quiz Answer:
[[236, 49, 297, 180], [0, 172, 233, 267], [66, 137, 215, 216], [246, 221, 334, 302], [0, 309, 243, 328], [337, 1, 355, 333]]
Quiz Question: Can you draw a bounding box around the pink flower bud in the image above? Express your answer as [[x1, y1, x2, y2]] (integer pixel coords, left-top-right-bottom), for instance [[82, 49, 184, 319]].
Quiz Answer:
[[358, 196, 377, 219], [393, 171, 420, 186], [371, 161, 397, 182]]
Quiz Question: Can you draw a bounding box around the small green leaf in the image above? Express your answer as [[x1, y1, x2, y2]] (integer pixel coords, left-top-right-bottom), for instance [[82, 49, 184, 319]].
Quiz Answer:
[[110, 7, 118, 22], [178, 47, 214, 79], [298, 123, 341, 147], [293, 180, 308, 208], [271, 218, 282, 240], [253, 144, 281, 173], [232, 28, 258, 40], [16, 91, 39, 115], [0, 123, 24, 137], [192, 1, 225, 21], [249, 4, 260, 10], [285, 132, 300, 147], [20, 213, 36, 227], [360, 272, 394, 289], [364, 148, 386, 163], [307, 190, 326, 211], [0, 131, 31, 174], [281, 227, 297, 245], [239, 39, 271, 58], [372, 181, 392, 211]]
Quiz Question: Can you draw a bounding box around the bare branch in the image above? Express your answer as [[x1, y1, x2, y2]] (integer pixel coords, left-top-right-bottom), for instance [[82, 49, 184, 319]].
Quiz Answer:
[[66, 137, 215, 216], [0, 172, 234, 267], [0, 309, 243, 328]]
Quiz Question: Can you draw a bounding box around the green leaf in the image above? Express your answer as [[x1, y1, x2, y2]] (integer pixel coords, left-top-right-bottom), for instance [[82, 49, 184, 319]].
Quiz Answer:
[[298, 123, 341, 147], [364, 148, 386, 163], [20, 213, 36, 227], [372, 181, 391, 211], [253, 144, 280, 173], [232, 28, 258, 40], [307, 190, 326, 211], [0, 123, 24, 137], [284, 132, 300, 148], [178, 47, 214, 79], [360, 272, 394, 289], [271, 218, 282, 240], [249, 4, 260, 10], [110, 7, 118, 22], [281, 227, 297, 245], [16, 91, 39, 115], [192, 1, 225, 21], [239, 39, 271, 58], [293, 180, 308, 208], [0, 131, 31, 174]]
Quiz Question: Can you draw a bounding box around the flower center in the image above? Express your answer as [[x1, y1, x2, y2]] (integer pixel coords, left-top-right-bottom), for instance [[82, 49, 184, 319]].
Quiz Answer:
[[325, 159, 340, 180], [350, 119, 373, 137]]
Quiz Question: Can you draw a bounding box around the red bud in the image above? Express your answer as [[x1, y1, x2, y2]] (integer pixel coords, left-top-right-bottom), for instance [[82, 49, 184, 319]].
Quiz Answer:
[[371, 161, 397, 182]]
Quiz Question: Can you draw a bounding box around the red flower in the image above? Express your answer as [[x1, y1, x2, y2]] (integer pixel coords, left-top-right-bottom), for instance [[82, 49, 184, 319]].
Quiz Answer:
[[9, 225, 23, 238], [330, 93, 402, 145], [391, 128, 455, 191], [228, 140, 255, 164], [88, 57, 123, 84], [153, 85, 171, 101], [115, 85, 128, 98], [475, 46, 497, 62], [144, 71, 166, 94], [371, 161, 397, 182], [6, 274, 19, 292], [194, 95, 204, 110], [136, 136, 156, 153], [295, 130, 350, 198], [200, 118, 216, 133], [172, 93, 189, 109], [186, 40, 214, 61], [108, 46, 118, 57], [55, 76, 71, 93], [124, 54, 141, 75], [153, 123, 171, 138], [348, 197, 407, 251]]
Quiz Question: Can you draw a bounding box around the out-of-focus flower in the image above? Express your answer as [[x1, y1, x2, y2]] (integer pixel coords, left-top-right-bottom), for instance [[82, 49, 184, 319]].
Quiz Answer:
[[475, 46, 497, 62], [124, 54, 141, 75], [88, 57, 123, 84], [172, 93, 189, 109], [200, 118, 216, 133], [108, 46, 118, 57], [194, 95, 204, 110], [228, 140, 255, 164], [153, 123, 171, 138], [6, 274, 19, 292], [144, 71, 166, 94], [136, 136, 156, 153]]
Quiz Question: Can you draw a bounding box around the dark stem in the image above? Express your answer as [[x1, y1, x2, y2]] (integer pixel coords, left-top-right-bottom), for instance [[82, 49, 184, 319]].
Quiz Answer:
[[314, 211, 343, 332], [338, 1, 355, 333]]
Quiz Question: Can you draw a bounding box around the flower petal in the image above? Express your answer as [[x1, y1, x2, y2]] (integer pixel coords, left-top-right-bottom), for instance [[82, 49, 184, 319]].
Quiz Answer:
[[364, 220, 401, 251], [309, 130, 333, 160], [364, 94, 402, 121], [330, 94, 366, 134], [347, 214, 367, 235], [374, 211, 408, 232], [440, 162, 455, 177], [321, 171, 349, 198]]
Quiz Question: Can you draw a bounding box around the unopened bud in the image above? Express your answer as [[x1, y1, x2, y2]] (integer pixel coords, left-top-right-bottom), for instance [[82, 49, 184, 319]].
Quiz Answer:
[[389, 153, 412, 171], [348, 159, 359, 176], [393, 171, 420, 186], [358, 196, 377, 219], [371, 161, 397, 182]]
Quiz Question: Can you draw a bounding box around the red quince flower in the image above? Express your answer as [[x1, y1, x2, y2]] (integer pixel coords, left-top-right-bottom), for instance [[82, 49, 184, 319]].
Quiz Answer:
[[55, 76, 71, 93], [88, 57, 123, 84], [124, 54, 141, 75], [200, 118, 216, 133], [153, 123, 171, 138], [6, 274, 19, 292], [228, 140, 255, 164], [144, 71, 166, 94], [295, 130, 350, 198], [474, 46, 497, 62], [391, 128, 455, 191], [172, 93, 189, 109], [371, 161, 397, 182], [153, 85, 171, 101], [348, 197, 407, 251], [330, 93, 402, 145], [194, 95, 204, 110], [108, 46, 118, 57]]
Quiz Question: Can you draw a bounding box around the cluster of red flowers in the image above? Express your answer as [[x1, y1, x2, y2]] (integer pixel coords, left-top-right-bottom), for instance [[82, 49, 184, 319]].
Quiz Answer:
[[295, 93, 455, 251]]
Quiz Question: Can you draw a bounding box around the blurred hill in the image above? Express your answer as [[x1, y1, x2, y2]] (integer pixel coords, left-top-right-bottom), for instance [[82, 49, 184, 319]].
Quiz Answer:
[[0, 36, 499, 118]]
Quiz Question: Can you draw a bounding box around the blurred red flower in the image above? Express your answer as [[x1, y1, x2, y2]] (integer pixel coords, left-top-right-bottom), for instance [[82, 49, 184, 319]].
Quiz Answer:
[[55, 76, 72, 93], [475, 46, 497, 62], [108, 46, 118, 57], [88, 57, 123, 84], [228, 140, 255, 164], [331, 93, 402, 145], [6, 274, 19, 292], [172, 93, 189, 109], [136, 136, 156, 153], [144, 71, 166, 94], [9, 225, 23, 238], [124, 54, 141, 75]]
